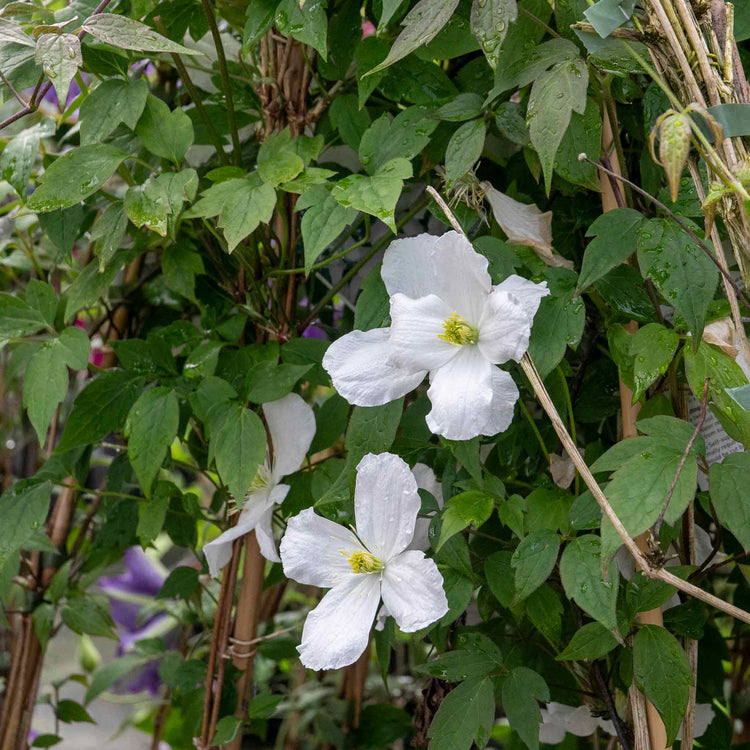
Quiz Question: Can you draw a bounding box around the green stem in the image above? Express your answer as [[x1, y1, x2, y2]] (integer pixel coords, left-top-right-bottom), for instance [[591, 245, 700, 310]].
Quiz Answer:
[[518, 398, 550, 462], [200, 0, 242, 166], [556, 366, 580, 495]]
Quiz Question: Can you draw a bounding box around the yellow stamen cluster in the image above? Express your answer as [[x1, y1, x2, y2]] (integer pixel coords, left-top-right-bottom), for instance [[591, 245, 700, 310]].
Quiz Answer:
[[439, 312, 479, 346], [345, 550, 384, 574]]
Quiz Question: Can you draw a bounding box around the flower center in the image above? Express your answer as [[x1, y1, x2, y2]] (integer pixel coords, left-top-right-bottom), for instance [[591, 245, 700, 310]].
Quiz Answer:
[[249, 462, 272, 493], [438, 312, 479, 346], [344, 550, 384, 574]]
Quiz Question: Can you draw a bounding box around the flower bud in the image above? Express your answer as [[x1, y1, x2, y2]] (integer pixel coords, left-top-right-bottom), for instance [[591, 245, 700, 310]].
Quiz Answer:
[[657, 113, 692, 202], [77, 634, 101, 673]]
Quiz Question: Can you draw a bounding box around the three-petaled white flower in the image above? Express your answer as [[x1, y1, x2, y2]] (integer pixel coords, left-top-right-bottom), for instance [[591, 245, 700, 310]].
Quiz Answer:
[[322, 231, 549, 441], [280, 452, 449, 670], [204, 393, 315, 576]]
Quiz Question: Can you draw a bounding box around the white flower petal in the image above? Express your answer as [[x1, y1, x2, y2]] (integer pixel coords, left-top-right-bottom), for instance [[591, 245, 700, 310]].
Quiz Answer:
[[494, 275, 549, 321], [433, 231, 492, 325], [280, 507, 361, 587], [297, 573, 381, 670], [380, 550, 448, 632], [264, 393, 316, 483], [478, 289, 531, 364], [389, 293, 458, 371], [426, 346, 493, 440], [354, 453, 421, 560], [381, 233, 440, 298], [255, 506, 280, 562], [203, 492, 272, 578], [478, 366, 519, 437], [322, 328, 426, 406]]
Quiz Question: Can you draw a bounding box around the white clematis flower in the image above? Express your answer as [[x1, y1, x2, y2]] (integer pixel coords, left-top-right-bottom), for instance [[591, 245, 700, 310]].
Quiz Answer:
[[204, 393, 315, 575], [280, 452, 449, 670], [322, 231, 549, 441]]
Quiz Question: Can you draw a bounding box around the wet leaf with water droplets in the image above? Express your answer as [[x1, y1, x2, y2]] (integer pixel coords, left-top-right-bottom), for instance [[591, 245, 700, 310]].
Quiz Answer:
[[81, 14, 204, 56], [470, 0, 517, 70], [35, 33, 82, 109]]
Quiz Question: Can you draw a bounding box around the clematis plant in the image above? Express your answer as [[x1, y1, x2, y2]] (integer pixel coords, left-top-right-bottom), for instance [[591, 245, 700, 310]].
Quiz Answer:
[[204, 393, 315, 575], [323, 231, 549, 440], [280, 452, 448, 670]]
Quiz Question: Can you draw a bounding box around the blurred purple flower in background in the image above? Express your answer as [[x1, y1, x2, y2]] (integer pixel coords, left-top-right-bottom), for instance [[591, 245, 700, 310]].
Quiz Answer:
[[98, 548, 173, 695]]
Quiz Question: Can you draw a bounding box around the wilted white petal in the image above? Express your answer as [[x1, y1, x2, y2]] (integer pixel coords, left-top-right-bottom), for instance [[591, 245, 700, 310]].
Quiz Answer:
[[539, 721, 567, 745], [389, 293, 459, 371], [550, 452, 575, 489], [255, 506, 280, 562], [297, 573, 381, 670], [483, 183, 574, 268], [381, 233, 440, 298], [322, 328, 425, 406], [478, 367, 519, 437], [477, 289, 531, 364], [494, 275, 550, 322], [380, 550, 448, 631], [265, 393, 316, 483], [433, 231, 492, 324], [204, 492, 272, 577], [280, 508, 361, 587], [679, 703, 714, 739], [426, 346, 493, 440], [354, 453, 421, 560]]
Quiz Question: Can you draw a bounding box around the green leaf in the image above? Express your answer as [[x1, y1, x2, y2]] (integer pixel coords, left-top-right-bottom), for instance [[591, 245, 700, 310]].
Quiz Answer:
[[633, 625, 692, 745], [525, 583, 563, 641], [85, 655, 148, 703], [527, 58, 588, 192], [300, 188, 358, 273], [209, 403, 267, 502], [427, 675, 495, 750], [445, 119, 486, 185], [275, 0, 327, 58], [247, 690, 284, 719], [484, 550, 515, 607], [35, 33, 81, 108], [330, 93, 372, 150], [557, 621, 619, 660], [0, 17, 35, 46], [243, 0, 277, 47], [555, 98, 601, 188], [0, 120, 52, 196], [511, 529, 560, 600], [25, 279, 58, 328], [55, 700, 95, 724], [245, 361, 312, 403], [629, 323, 679, 401], [709, 452, 750, 550], [137, 485, 170, 547], [416, 634, 502, 681], [359, 108, 437, 175], [136, 94, 194, 164], [578, 207, 643, 290], [31, 735, 62, 748], [433, 93, 485, 121], [437, 491, 494, 551], [331, 171, 403, 233], [368, 0, 460, 74], [212, 716, 242, 746], [0, 480, 52, 569], [162, 243, 205, 301], [158, 565, 201, 599], [125, 387, 180, 497], [584, 0, 635, 37], [57, 371, 145, 451], [501, 667, 549, 750], [560, 535, 619, 632], [125, 178, 169, 236], [62, 597, 116, 638], [23, 341, 68, 444], [354, 263, 390, 331], [471, 0, 517, 69], [185, 173, 276, 252], [527, 268, 585, 378], [81, 13, 204, 56], [90, 202, 128, 271], [0, 293, 49, 339], [257, 129, 305, 186], [626, 571, 678, 615], [27, 144, 125, 213], [684, 342, 750, 447], [707, 103, 750, 136], [79, 77, 149, 145], [637, 218, 718, 341]]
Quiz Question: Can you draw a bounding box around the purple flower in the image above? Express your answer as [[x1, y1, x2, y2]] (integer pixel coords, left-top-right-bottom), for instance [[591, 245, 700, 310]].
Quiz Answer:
[[98, 548, 172, 695]]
